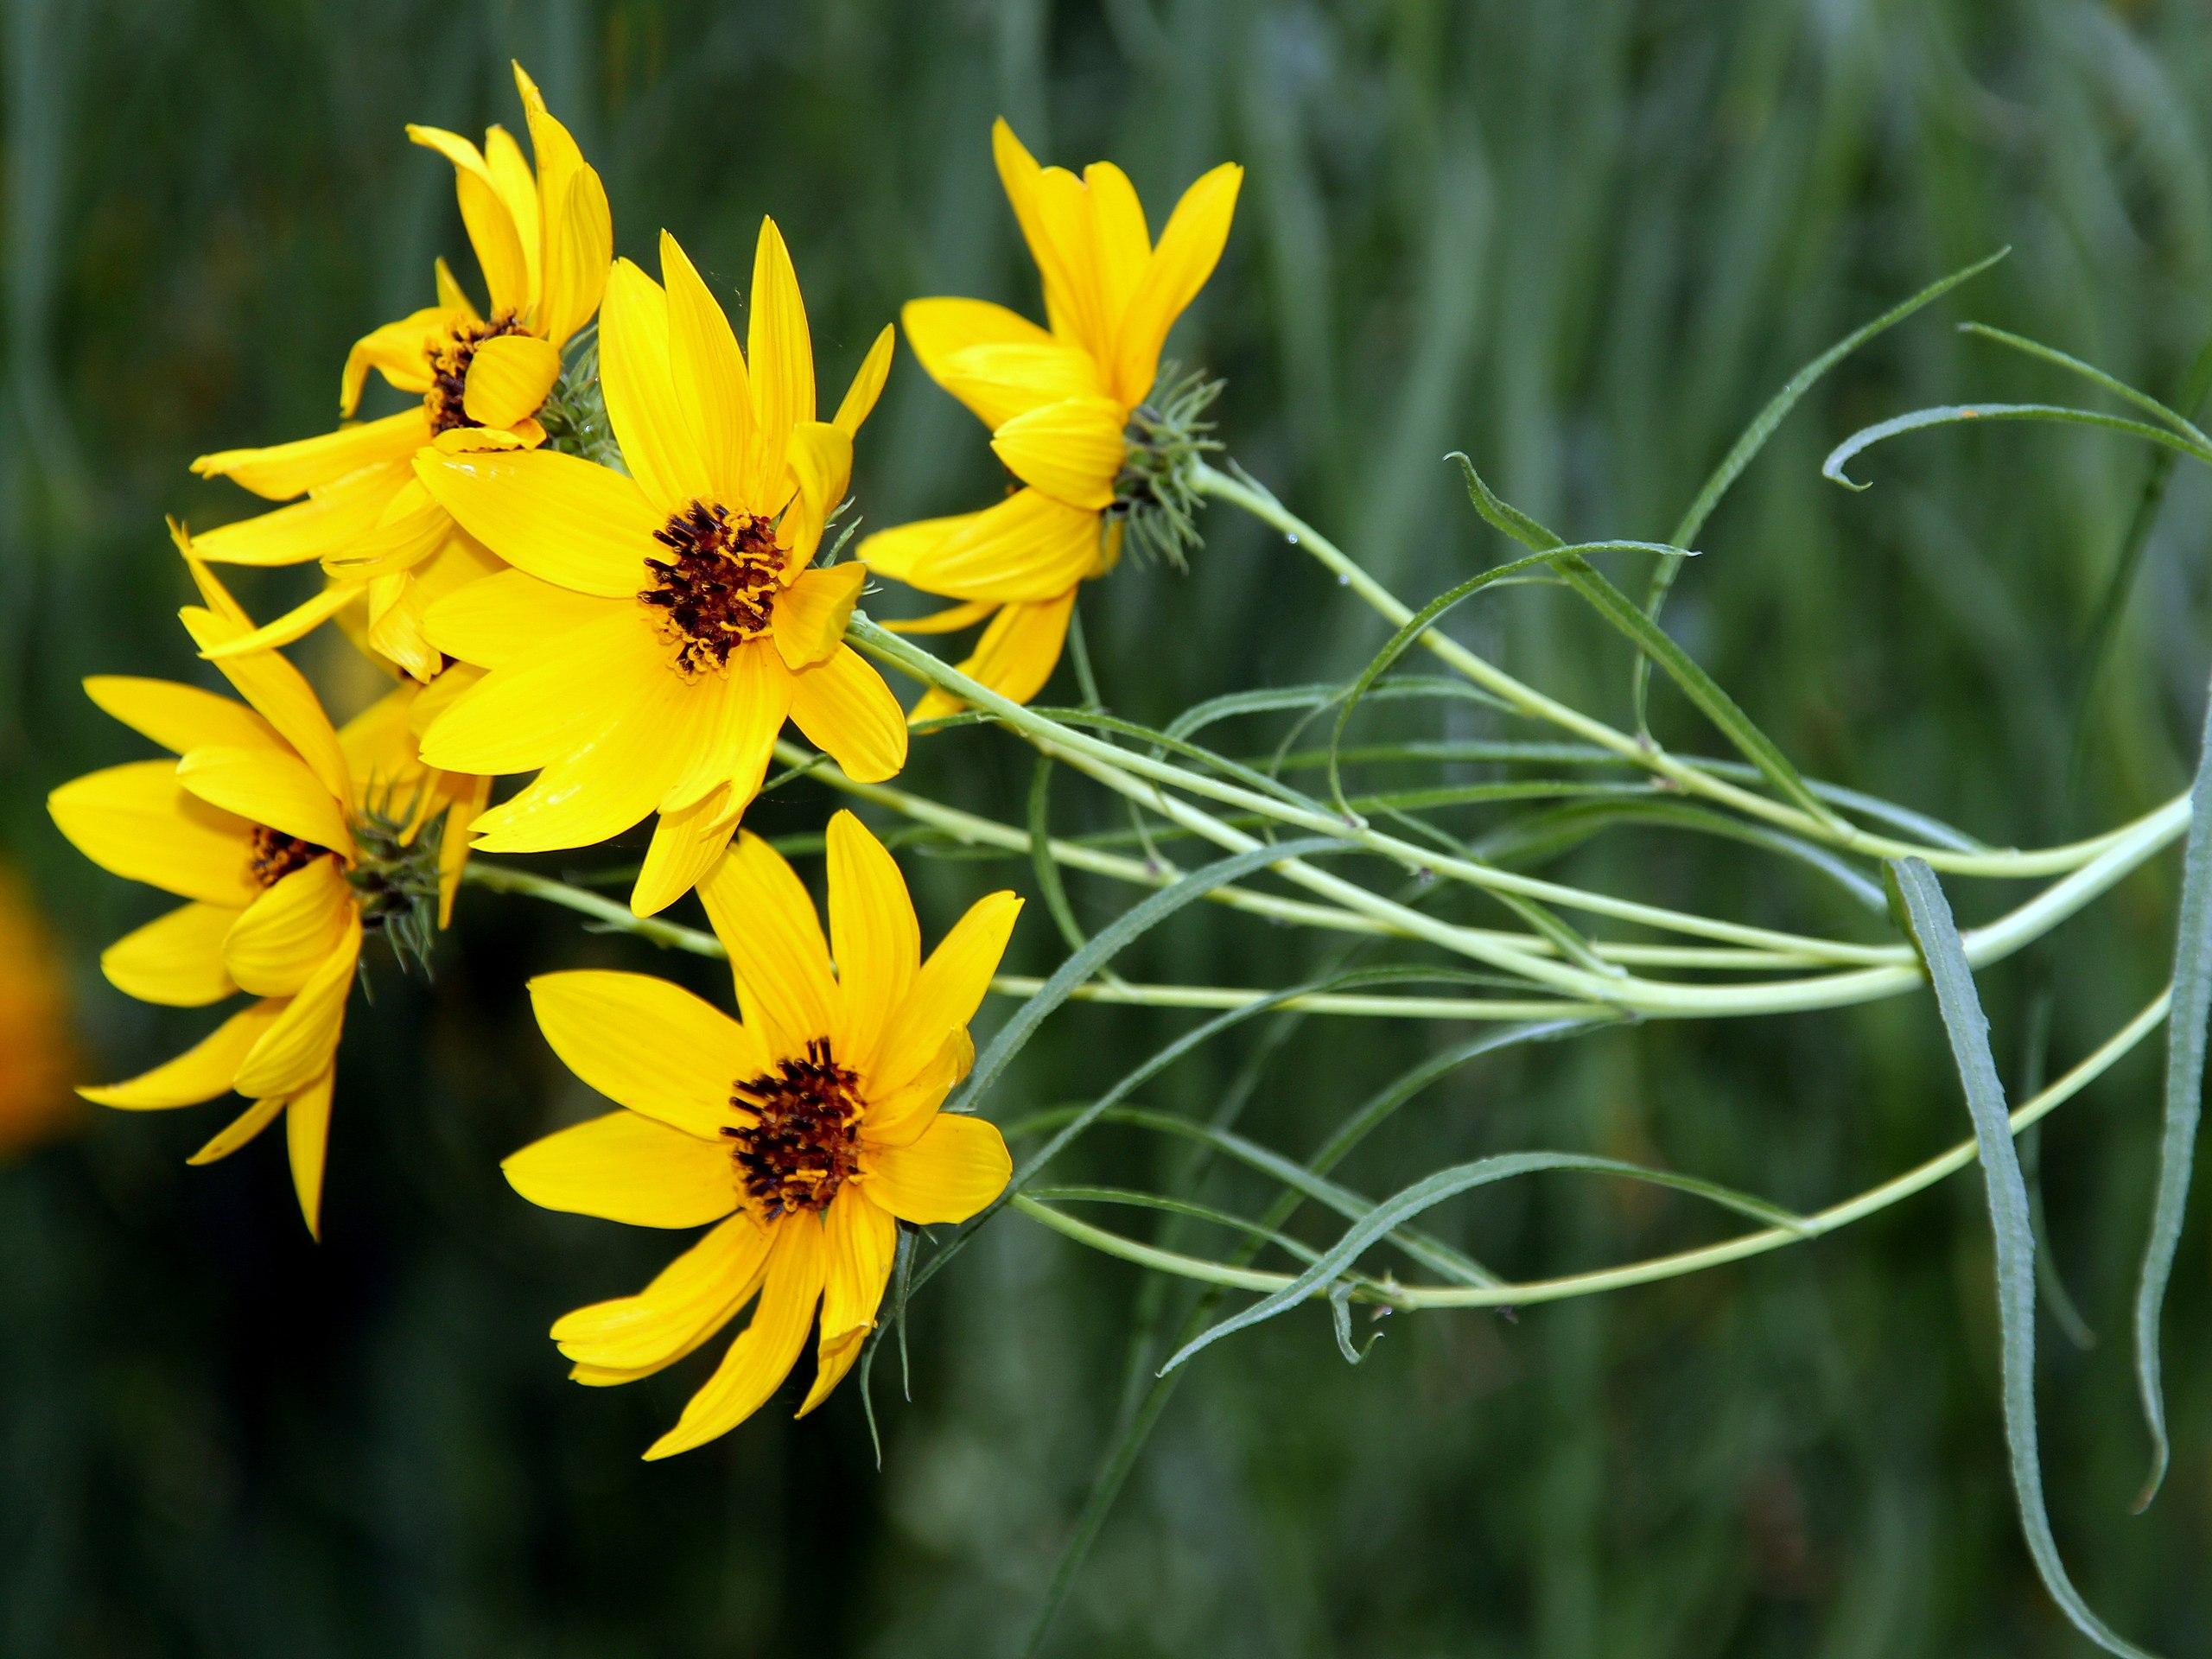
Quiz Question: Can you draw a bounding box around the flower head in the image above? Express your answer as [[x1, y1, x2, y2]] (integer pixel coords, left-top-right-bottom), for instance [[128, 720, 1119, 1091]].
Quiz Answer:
[[184, 63, 611, 682], [410, 222, 903, 918], [860, 120, 1241, 717], [48, 569, 481, 1235], [505, 811, 1020, 1458]]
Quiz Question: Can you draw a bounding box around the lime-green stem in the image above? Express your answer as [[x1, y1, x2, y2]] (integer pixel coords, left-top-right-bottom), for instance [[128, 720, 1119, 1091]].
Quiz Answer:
[[1191, 459, 2190, 880], [1014, 987, 2169, 1309]]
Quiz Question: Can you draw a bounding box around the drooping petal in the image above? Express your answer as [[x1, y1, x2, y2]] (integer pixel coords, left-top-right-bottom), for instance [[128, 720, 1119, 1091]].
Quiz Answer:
[[421, 567, 614, 670], [643, 1213, 823, 1458], [660, 639, 792, 815], [222, 858, 352, 998], [631, 786, 745, 920], [175, 747, 353, 857], [771, 563, 866, 671], [659, 231, 753, 505], [786, 645, 907, 784], [832, 324, 896, 438], [861, 1028, 971, 1147], [49, 761, 257, 906], [84, 676, 278, 757], [340, 306, 450, 414], [190, 410, 426, 502], [795, 1186, 895, 1417], [880, 598, 1000, 637], [861, 1111, 1011, 1225], [460, 664, 691, 854], [825, 810, 918, 1075], [284, 1067, 336, 1239], [907, 588, 1075, 721], [854, 511, 969, 588], [897, 486, 1103, 603], [461, 334, 563, 430], [1112, 161, 1243, 405], [418, 607, 658, 775], [598, 257, 712, 512], [179, 603, 353, 805], [742, 218, 815, 507], [232, 911, 360, 1099], [988, 395, 1126, 512], [194, 581, 362, 663], [528, 970, 766, 1138], [872, 889, 1022, 1094], [414, 448, 661, 598], [79, 1000, 284, 1110], [503, 1109, 737, 1229], [187, 1091, 287, 1165], [102, 901, 238, 1007], [697, 831, 836, 1058], [777, 420, 852, 570], [552, 1212, 773, 1376]]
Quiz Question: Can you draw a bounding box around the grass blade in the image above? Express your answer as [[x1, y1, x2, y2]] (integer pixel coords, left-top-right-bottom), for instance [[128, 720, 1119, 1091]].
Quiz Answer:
[[2130, 674, 2212, 1509], [1823, 404, 2212, 490], [1888, 857, 2158, 1659], [1958, 322, 2212, 449]]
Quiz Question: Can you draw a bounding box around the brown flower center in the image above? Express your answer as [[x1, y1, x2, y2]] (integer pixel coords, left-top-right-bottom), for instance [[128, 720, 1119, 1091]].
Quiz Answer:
[[639, 500, 785, 676], [724, 1037, 863, 1219], [424, 311, 530, 436], [248, 825, 326, 889]]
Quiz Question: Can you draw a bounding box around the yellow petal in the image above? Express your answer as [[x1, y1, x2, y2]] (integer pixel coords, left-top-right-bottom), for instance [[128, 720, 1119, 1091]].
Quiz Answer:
[[285, 1067, 336, 1239], [414, 448, 660, 598], [861, 1028, 971, 1147], [340, 305, 449, 414], [528, 970, 766, 1138], [599, 257, 711, 512], [194, 580, 362, 662], [778, 419, 852, 570], [422, 568, 613, 670], [222, 857, 352, 997], [910, 589, 1075, 720], [461, 334, 563, 429], [901, 486, 1103, 603], [233, 912, 360, 1099], [460, 665, 690, 854], [1113, 161, 1242, 405], [457, 162, 530, 318], [825, 810, 918, 1074], [1030, 163, 1115, 365], [787, 645, 907, 784], [433, 254, 472, 313], [855, 512, 968, 589], [904, 294, 1056, 383], [80, 999, 283, 1109], [191, 461, 414, 568], [881, 598, 1000, 637], [861, 1112, 1011, 1225], [175, 747, 353, 857], [179, 605, 353, 806], [660, 639, 793, 816], [798, 1189, 893, 1414], [190, 410, 425, 502], [418, 606, 654, 775], [698, 831, 836, 1058], [84, 676, 277, 757], [49, 760, 257, 906], [832, 323, 895, 438], [1084, 159, 1152, 327], [742, 218, 814, 505], [631, 785, 745, 919], [660, 231, 753, 505], [643, 1214, 823, 1458], [771, 563, 866, 671], [482, 124, 542, 306], [536, 168, 613, 348], [873, 889, 1022, 1093], [988, 395, 1126, 512], [990, 119, 1090, 351], [320, 476, 453, 577], [102, 902, 239, 1008], [187, 1090, 287, 1165], [936, 340, 1103, 432], [552, 1212, 772, 1376], [503, 1109, 737, 1228]]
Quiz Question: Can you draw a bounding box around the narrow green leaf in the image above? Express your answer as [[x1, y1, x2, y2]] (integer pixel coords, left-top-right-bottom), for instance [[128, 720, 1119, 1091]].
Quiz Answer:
[[1823, 404, 2212, 491], [1888, 857, 2158, 1659], [2131, 674, 2212, 1509], [1958, 322, 2212, 449], [1026, 754, 1097, 965], [1159, 1151, 1809, 1375]]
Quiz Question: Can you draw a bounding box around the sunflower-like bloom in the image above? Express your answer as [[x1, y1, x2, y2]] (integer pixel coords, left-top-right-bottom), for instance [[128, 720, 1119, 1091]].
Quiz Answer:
[[860, 120, 1241, 717], [505, 812, 1020, 1458], [186, 63, 611, 682], [48, 577, 480, 1235], [410, 222, 903, 918]]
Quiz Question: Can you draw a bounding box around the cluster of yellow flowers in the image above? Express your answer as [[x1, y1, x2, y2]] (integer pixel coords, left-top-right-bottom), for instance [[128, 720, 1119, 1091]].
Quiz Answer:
[[48, 66, 1238, 1457]]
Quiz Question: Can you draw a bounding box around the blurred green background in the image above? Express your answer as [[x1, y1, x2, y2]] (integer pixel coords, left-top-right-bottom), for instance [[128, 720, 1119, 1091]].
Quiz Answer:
[[6, 0, 2212, 1652]]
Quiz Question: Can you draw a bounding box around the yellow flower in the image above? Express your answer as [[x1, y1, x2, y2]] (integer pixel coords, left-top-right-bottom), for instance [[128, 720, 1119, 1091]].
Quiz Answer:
[[0, 868, 77, 1160], [47, 572, 481, 1236], [184, 63, 611, 683], [505, 811, 1020, 1458], [859, 119, 1241, 717], [410, 221, 903, 918]]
